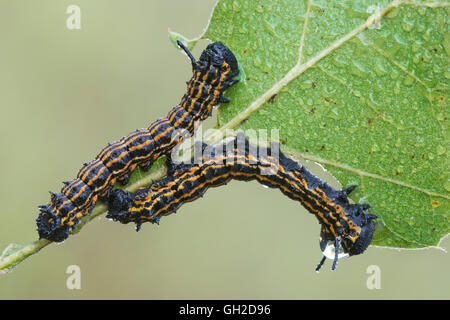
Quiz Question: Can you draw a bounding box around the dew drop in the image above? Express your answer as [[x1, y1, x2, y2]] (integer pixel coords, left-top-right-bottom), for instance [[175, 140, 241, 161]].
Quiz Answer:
[[254, 56, 262, 67], [332, 56, 348, 67], [321, 240, 349, 261], [412, 41, 421, 53], [403, 75, 414, 86], [436, 145, 445, 155], [402, 21, 413, 32], [390, 70, 400, 80], [300, 80, 314, 89], [444, 180, 450, 192]]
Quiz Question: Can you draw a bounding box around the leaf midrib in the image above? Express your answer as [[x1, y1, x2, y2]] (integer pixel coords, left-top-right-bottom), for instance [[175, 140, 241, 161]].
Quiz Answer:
[[297, 152, 449, 199]]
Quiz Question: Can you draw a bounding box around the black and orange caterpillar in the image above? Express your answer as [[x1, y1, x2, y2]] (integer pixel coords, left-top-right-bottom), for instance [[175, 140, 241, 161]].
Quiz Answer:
[[107, 133, 377, 271], [37, 41, 239, 242]]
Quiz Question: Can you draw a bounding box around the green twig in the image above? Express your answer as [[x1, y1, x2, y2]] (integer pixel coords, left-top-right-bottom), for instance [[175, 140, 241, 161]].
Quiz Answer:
[[0, 163, 168, 274]]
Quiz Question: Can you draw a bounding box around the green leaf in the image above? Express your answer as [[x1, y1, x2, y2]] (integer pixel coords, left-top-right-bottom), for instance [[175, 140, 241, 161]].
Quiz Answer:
[[179, 0, 449, 248]]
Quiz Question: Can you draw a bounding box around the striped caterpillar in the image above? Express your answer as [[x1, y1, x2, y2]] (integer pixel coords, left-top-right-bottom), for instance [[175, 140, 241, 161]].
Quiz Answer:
[[36, 41, 239, 242], [107, 133, 377, 271]]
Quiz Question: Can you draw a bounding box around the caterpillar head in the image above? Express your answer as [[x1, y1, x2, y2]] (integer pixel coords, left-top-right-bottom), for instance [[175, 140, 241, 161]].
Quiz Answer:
[[36, 203, 71, 243], [342, 211, 377, 256], [106, 189, 133, 225], [177, 40, 239, 79], [199, 42, 239, 78], [107, 189, 155, 231], [316, 203, 377, 272]]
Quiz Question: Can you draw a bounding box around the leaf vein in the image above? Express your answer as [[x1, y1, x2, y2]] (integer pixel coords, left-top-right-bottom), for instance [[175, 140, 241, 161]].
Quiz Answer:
[[298, 0, 313, 64], [361, 35, 432, 92], [298, 153, 450, 199]]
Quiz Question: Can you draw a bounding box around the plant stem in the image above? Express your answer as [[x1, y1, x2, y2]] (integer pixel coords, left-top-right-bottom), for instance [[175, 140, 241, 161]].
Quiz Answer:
[[0, 163, 168, 274]]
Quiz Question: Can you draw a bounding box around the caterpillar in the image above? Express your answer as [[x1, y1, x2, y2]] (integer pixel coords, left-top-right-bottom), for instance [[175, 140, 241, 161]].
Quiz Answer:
[[107, 133, 377, 271], [36, 41, 239, 242]]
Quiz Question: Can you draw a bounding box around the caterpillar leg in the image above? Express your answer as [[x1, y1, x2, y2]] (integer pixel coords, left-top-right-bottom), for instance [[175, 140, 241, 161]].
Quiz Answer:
[[342, 185, 357, 196], [315, 256, 327, 273], [117, 172, 132, 186], [315, 237, 342, 272], [223, 79, 239, 89], [331, 237, 342, 271], [140, 161, 153, 172], [218, 96, 230, 103]]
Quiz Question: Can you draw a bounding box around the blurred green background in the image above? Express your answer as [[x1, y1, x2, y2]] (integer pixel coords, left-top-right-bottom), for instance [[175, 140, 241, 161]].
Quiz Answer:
[[0, 0, 448, 299]]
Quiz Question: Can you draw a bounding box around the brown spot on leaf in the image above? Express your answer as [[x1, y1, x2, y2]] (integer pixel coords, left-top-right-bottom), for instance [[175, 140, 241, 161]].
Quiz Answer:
[[268, 94, 277, 104]]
